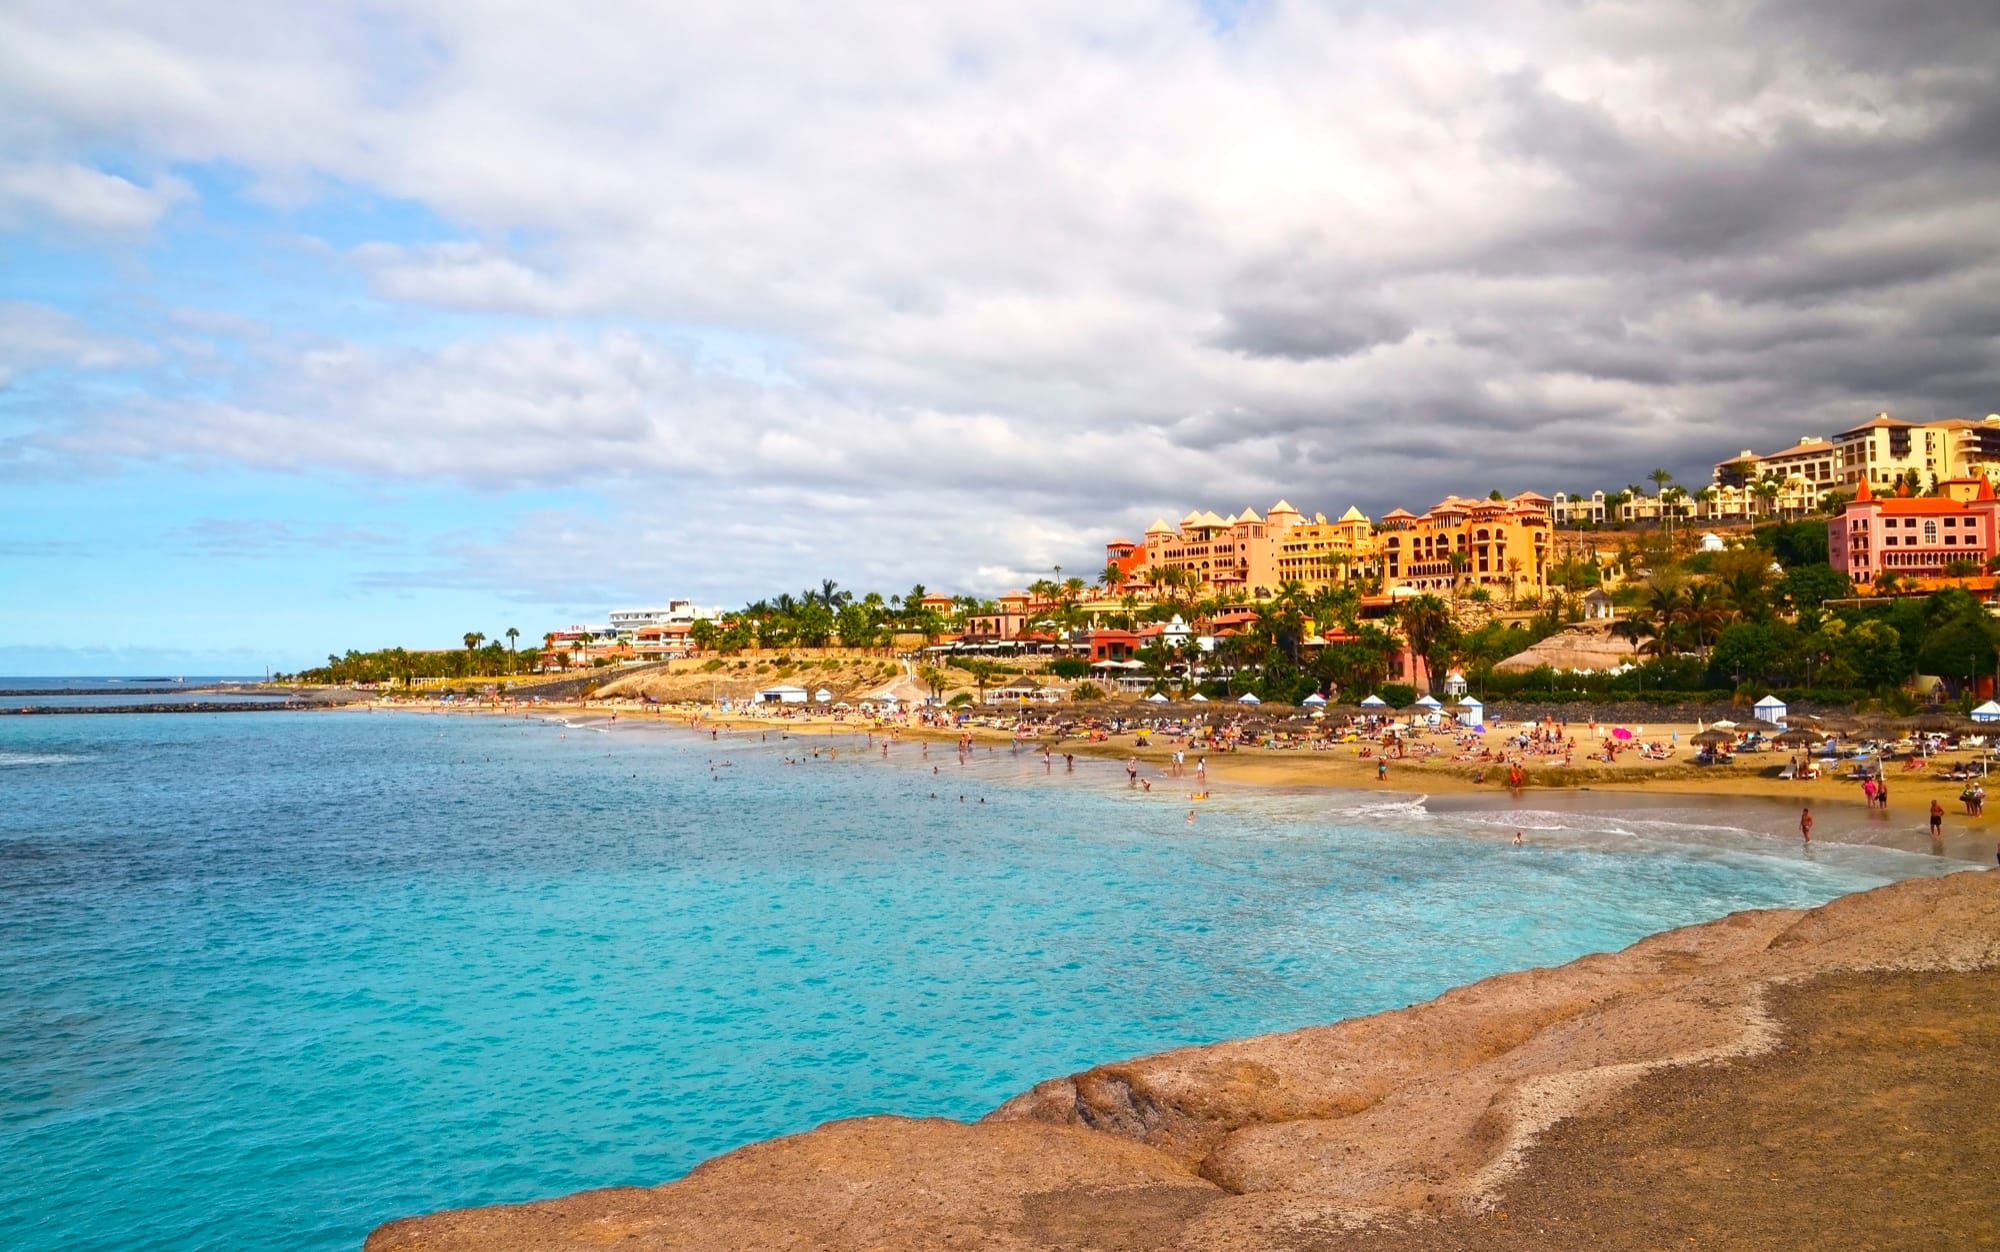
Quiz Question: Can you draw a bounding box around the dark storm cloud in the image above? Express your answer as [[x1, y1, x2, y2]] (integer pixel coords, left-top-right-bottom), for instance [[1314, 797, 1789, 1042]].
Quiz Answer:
[[1211, 296, 1411, 362]]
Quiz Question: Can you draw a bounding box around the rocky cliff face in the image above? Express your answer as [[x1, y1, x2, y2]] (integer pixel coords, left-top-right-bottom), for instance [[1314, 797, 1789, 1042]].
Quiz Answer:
[[367, 870, 1999, 1252]]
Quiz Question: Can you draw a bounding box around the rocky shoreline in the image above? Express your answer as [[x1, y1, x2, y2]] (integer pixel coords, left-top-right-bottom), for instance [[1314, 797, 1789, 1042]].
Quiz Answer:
[[367, 869, 1999, 1251]]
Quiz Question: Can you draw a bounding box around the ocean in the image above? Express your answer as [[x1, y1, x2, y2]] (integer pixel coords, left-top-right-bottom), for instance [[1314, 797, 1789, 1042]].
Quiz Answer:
[[0, 708, 1968, 1252]]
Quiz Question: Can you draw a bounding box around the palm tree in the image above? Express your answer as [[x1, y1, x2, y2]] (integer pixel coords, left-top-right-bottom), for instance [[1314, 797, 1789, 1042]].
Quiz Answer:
[[464, 632, 485, 675], [504, 627, 520, 672], [1447, 549, 1471, 605], [1646, 584, 1685, 653], [964, 659, 999, 705], [1396, 594, 1454, 693]]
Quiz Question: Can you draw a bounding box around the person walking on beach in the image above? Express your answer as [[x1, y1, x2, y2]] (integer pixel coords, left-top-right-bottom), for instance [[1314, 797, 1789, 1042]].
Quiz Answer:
[[1930, 799, 1945, 840], [1377, 759, 1389, 782], [1126, 757, 1139, 785], [1862, 777, 1877, 809], [1800, 805, 1814, 845]]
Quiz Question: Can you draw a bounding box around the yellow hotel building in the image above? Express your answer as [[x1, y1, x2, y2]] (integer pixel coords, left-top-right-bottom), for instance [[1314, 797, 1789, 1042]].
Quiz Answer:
[[1378, 495, 1551, 598]]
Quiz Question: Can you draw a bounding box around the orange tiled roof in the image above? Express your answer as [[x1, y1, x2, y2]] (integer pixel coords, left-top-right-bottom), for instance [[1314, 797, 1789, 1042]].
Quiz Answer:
[[1862, 497, 1989, 515]]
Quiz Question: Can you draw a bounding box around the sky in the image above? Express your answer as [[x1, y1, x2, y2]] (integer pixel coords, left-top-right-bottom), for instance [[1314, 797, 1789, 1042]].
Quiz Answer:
[[3, 0, 1998, 674]]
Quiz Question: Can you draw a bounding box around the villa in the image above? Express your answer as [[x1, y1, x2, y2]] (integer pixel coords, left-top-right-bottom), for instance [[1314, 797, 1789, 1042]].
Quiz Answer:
[[1827, 476, 2000, 585]]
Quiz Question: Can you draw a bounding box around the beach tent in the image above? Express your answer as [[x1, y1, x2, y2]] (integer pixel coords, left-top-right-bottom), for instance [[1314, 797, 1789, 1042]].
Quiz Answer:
[[1453, 696, 1484, 727], [813, 688, 833, 703], [1415, 694, 1443, 709], [1145, 692, 1169, 703], [1189, 693, 1209, 702], [1301, 692, 1327, 706], [1359, 694, 1388, 708], [1973, 700, 2000, 723], [1752, 694, 1788, 725], [1238, 693, 1262, 705]]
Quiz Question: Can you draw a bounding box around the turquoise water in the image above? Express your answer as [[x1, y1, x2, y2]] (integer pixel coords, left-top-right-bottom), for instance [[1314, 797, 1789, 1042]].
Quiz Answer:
[[0, 711, 1962, 1251]]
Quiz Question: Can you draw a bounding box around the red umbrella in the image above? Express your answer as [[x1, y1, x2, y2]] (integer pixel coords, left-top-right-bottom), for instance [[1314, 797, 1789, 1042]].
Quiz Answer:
[[1611, 726, 1634, 740]]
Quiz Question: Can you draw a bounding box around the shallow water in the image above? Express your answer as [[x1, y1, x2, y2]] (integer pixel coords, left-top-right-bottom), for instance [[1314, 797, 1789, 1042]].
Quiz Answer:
[[0, 710, 1967, 1252]]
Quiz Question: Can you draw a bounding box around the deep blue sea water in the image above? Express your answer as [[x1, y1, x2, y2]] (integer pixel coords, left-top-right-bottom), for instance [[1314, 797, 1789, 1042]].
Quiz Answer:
[[0, 709, 1967, 1252]]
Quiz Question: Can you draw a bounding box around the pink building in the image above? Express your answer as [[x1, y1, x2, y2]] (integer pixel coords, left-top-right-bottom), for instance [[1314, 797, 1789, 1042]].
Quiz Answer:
[[1828, 476, 2000, 585]]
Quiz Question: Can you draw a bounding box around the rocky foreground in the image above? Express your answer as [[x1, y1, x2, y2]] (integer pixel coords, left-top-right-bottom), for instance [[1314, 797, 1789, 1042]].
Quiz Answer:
[[369, 870, 1999, 1251]]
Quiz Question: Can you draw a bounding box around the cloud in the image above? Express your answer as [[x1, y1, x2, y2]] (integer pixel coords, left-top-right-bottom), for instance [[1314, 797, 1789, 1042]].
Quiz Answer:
[[0, 162, 191, 234], [5, 0, 2000, 597], [171, 517, 398, 558], [0, 301, 159, 386]]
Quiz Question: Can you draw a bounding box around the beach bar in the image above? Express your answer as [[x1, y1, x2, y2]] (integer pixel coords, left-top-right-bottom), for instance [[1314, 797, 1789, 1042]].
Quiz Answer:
[[754, 684, 809, 704]]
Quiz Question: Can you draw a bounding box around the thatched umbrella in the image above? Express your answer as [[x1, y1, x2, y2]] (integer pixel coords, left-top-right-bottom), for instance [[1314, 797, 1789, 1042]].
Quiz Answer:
[[1774, 727, 1824, 747], [1740, 717, 1782, 733], [1692, 728, 1736, 748]]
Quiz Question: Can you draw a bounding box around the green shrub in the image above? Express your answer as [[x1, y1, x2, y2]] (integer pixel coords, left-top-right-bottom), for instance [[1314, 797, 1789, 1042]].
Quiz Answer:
[[1378, 682, 1417, 708], [1048, 658, 1090, 679]]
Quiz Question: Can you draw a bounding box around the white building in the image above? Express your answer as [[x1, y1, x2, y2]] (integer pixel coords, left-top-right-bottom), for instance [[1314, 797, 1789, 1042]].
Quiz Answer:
[[608, 601, 711, 634], [1551, 491, 1607, 525]]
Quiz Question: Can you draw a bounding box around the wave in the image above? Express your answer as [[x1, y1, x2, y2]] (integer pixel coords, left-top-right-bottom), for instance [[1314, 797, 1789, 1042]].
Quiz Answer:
[[0, 751, 89, 767], [1323, 795, 1432, 820]]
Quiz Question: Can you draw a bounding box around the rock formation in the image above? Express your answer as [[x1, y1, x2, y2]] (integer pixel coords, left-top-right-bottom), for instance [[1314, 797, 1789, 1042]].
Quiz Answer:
[[368, 869, 1998, 1251]]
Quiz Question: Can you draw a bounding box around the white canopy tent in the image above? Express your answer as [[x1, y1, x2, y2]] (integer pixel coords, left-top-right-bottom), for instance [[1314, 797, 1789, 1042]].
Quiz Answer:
[[1237, 693, 1262, 705], [1415, 694, 1443, 709], [1145, 692, 1169, 703], [1301, 692, 1327, 706], [1973, 700, 2000, 723], [1359, 694, 1388, 708], [1752, 694, 1788, 725]]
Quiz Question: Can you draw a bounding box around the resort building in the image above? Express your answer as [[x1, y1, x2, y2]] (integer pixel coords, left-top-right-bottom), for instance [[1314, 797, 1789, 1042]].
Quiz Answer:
[[1272, 506, 1379, 590], [1827, 477, 2000, 585], [1713, 436, 1840, 494], [1135, 501, 1307, 597], [1551, 491, 1607, 525], [631, 623, 696, 660], [607, 602, 711, 634], [1102, 538, 1146, 586], [1376, 496, 1551, 599]]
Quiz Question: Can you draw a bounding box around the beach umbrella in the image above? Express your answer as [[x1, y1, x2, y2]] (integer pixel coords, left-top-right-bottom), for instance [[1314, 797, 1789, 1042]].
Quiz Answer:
[[1610, 726, 1634, 740], [1693, 729, 1735, 747], [1740, 717, 1781, 733], [1775, 727, 1823, 746], [1710, 719, 1737, 730]]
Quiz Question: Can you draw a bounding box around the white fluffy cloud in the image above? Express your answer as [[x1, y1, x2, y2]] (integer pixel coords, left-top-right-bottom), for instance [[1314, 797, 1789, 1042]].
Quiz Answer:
[[7, 0, 2000, 596]]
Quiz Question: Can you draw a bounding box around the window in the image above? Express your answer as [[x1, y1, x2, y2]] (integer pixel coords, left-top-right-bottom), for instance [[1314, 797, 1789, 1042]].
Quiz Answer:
[[1924, 520, 1939, 544]]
